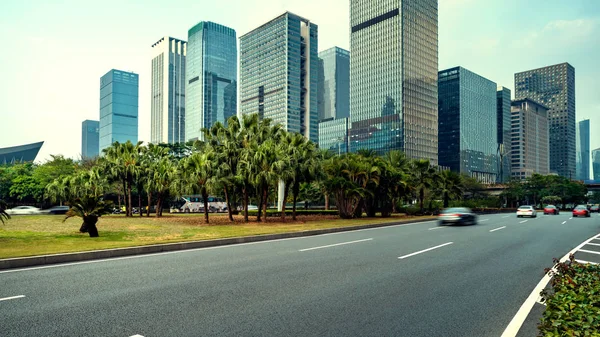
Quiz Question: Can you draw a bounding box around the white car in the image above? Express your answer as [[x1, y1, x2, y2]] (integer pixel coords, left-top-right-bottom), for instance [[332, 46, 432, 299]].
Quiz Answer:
[[517, 205, 537, 218], [6, 206, 42, 215]]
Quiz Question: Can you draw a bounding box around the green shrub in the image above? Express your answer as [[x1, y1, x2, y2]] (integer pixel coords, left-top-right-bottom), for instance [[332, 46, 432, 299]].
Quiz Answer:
[[246, 209, 338, 217], [539, 256, 600, 336]]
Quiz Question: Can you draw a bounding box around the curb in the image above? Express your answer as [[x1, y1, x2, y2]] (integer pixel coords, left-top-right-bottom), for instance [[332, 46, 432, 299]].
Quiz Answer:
[[0, 217, 436, 270]]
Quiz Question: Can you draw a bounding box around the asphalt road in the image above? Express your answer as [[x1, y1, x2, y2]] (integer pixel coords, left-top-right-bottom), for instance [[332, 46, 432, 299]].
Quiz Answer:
[[1, 212, 599, 337]]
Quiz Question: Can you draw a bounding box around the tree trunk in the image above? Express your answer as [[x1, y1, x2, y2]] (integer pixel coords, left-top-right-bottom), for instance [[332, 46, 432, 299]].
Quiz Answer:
[[281, 183, 289, 222], [444, 192, 449, 208], [419, 188, 425, 213], [155, 196, 162, 218], [127, 181, 133, 217], [202, 188, 209, 224], [224, 186, 234, 222], [325, 193, 330, 211], [263, 183, 269, 221], [79, 222, 89, 233], [83, 215, 99, 237], [122, 179, 127, 216], [243, 187, 249, 223], [257, 186, 264, 222], [292, 182, 300, 221], [138, 192, 142, 217], [146, 192, 152, 217]]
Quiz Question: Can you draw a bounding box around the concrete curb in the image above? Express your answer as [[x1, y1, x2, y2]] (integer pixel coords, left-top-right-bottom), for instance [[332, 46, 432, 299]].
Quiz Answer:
[[0, 217, 437, 270]]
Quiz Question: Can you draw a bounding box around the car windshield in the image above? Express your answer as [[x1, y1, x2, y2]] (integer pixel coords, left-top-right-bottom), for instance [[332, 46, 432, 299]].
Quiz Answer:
[[518, 206, 532, 210], [545, 205, 556, 208], [575, 206, 587, 210], [442, 208, 470, 213]]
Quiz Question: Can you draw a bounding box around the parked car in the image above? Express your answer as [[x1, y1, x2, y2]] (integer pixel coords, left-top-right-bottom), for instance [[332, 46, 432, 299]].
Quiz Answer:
[[46, 206, 70, 215], [543, 205, 560, 215], [517, 205, 537, 218], [438, 207, 478, 226], [5, 206, 42, 215], [573, 205, 591, 218], [590, 205, 599, 213]]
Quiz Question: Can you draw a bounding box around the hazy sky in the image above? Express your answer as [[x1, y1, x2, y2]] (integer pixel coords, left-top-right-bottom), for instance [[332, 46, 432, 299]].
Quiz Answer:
[[0, 0, 599, 162]]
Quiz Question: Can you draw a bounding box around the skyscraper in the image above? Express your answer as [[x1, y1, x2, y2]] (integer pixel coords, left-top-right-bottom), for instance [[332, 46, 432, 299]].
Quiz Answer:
[[576, 119, 590, 181], [514, 63, 575, 178], [318, 47, 350, 121], [239, 12, 319, 143], [497, 87, 512, 183], [510, 99, 550, 179], [151, 36, 187, 144], [438, 67, 498, 183], [81, 120, 99, 159], [99, 69, 139, 152], [593, 148, 600, 181], [349, 0, 438, 163], [186, 22, 237, 142]]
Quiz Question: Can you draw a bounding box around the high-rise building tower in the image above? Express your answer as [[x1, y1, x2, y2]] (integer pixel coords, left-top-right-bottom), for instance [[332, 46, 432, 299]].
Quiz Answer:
[[99, 69, 139, 152], [318, 47, 350, 121], [510, 99, 550, 179], [497, 87, 512, 183], [185, 22, 237, 142], [576, 119, 591, 181], [151, 36, 187, 144], [438, 67, 498, 183], [593, 148, 600, 181], [81, 120, 99, 159], [239, 12, 319, 143], [349, 0, 438, 163], [514, 63, 575, 178]]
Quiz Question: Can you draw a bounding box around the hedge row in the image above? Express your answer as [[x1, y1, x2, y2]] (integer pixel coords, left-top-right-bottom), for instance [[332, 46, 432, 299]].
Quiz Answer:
[[245, 210, 339, 217], [539, 257, 600, 336]]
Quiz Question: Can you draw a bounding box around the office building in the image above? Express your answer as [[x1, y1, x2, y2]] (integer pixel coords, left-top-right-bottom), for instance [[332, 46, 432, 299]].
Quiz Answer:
[[515, 63, 575, 178], [349, 0, 438, 163], [497, 87, 511, 183], [0, 142, 44, 164], [593, 148, 600, 181], [438, 67, 498, 183], [319, 117, 349, 155], [318, 47, 350, 121], [99, 69, 139, 152], [510, 99, 550, 179], [151, 37, 187, 144], [81, 120, 99, 159], [576, 119, 590, 181], [186, 22, 237, 142], [240, 12, 319, 143]]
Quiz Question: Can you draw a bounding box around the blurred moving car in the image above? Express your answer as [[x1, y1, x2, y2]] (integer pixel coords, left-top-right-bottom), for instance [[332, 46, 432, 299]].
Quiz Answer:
[[438, 207, 477, 226], [573, 205, 591, 218], [543, 205, 560, 215], [46, 206, 70, 215], [5, 206, 41, 215], [517, 205, 537, 218], [590, 205, 599, 213]]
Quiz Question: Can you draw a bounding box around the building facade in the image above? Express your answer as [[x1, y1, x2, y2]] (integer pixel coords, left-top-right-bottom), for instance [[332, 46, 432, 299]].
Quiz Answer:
[[318, 47, 350, 121], [349, 0, 438, 163], [576, 119, 590, 181], [81, 120, 99, 159], [318, 117, 349, 155], [0, 142, 44, 164], [438, 67, 498, 183], [151, 37, 187, 144], [185, 22, 237, 142], [497, 87, 512, 183], [514, 63, 575, 178], [99, 69, 139, 152], [593, 148, 600, 181], [510, 99, 550, 179], [240, 12, 319, 143]]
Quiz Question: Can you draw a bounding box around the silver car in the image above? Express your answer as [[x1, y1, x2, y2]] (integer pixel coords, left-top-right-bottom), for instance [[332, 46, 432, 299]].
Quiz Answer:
[[438, 207, 478, 226], [6, 206, 41, 215]]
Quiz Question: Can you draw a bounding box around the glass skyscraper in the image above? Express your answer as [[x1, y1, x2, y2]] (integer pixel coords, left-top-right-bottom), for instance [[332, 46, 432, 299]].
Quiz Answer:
[[240, 12, 319, 143], [151, 36, 186, 144], [497, 87, 512, 183], [510, 99, 550, 179], [81, 120, 99, 159], [515, 63, 575, 178], [318, 47, 350, 121], [99, 69, 139, 152], [185, 22, 237, 142], [576, 119, 590, 181], [319, 117, 349, 155], [438, 67, 498, 183], [593, 148, 600, 181], [349, 0, 438, 163]]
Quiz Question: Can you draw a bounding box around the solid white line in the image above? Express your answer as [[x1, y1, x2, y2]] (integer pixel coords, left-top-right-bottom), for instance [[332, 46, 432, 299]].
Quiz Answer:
[[299, 238, 373, 252], [398, 242, 453, 260], [489, 226, 507, 232], [575, 259, 599, 265], [561, 221, 567, 224], [428, 227, 445, 231], [0, 295, 25, 302], [501, 232, 600, 337], [577, 249, 600, 255], [519, 220, 528, 223], [586, 242, 600, 247]]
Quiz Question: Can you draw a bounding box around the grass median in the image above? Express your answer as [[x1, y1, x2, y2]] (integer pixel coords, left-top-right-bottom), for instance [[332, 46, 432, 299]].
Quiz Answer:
[[0, 213, 435, 259]]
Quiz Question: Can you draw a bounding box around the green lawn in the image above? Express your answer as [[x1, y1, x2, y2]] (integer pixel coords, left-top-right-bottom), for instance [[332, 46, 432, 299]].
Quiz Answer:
[[0, 213, 434, 259]]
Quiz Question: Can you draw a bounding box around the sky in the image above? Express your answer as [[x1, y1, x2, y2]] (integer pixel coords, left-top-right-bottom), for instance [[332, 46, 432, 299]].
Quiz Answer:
[[0, 0, 599, 163]]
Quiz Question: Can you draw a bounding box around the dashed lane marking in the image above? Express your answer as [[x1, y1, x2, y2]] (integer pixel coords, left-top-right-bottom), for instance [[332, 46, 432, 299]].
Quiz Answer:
[[490, 226, 507, 232], [519, 220, 528, 223], [480, 219, 490, 222], [0, 295, 25, 302], [428, 227, 445, 231], [562, 221, 567, 224], [398, 242, 453, 260], [299, 238, 373, 252]]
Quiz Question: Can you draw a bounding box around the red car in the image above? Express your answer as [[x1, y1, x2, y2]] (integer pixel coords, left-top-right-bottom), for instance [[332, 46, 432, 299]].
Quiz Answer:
[[573, 205, 591, 218], [543, 205, 559, 215]]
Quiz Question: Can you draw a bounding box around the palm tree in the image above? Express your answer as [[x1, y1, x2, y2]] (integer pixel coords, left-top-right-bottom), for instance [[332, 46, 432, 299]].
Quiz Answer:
[[151, 156, 177, 217], [0, 200, 10, 224], [103, 141, 143, 217], [63, 196, 113, 237], [383, 150, 410, 213], [436, 170, 464, 208], [410, 159, 438, 213], [183, 149, 215, 224]]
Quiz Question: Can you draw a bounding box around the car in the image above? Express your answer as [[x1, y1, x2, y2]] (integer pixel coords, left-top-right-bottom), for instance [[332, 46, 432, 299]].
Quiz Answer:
[[5, 206, 41, 215], [590, 205, 599, 213], [517, 205, 537, 218], [573, 205, 591, 218], [438, 207, 478, 226], [543, 205, 560, 215], [46, 205, 70, 215]]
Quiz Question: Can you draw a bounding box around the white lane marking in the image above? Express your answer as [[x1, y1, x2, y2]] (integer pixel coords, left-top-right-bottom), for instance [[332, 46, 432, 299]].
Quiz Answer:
[[428, 227, 445, 231], [489, 226, 507, 233], [562, 221, 567, 224], [575, 259, 599, 265], [299, 238, 373, 252], [569, 217, 573, 220], [0, 220, 437, 274], [501, 233, 600, 337], [480, 219, 490, 222], [502, 215, 510, 218], [0, 295, 25, 302], [130, 335, 144, 337], [519, 220, 528, 223], [586, 243, 600, 247], [577, 249, 600, 256], [398, 242, 453, 260]]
